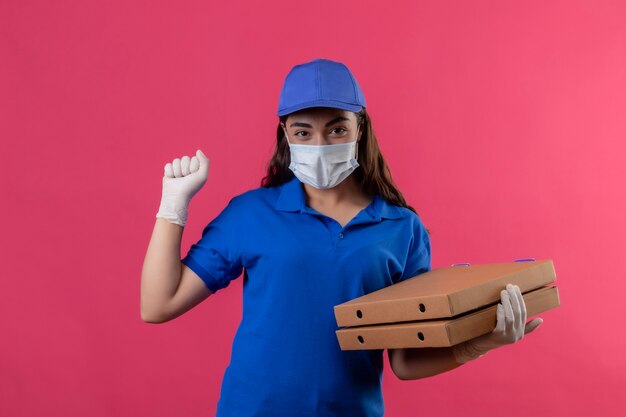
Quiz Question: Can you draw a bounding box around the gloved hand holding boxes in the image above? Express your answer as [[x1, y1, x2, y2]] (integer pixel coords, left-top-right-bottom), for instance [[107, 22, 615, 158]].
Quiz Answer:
[[333, 259, 559, 350]]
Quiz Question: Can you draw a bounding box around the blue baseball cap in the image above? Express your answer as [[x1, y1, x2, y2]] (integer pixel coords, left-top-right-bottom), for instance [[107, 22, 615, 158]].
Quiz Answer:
[[277, 58, 367, 117]]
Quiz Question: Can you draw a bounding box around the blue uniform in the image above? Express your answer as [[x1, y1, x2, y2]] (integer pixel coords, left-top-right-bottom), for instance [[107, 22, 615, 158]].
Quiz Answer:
[[182, 176, 432, 416]]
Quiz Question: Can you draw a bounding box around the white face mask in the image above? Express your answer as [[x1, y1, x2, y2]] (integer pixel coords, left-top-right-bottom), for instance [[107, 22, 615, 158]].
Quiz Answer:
[[284, 129, 360, 189]]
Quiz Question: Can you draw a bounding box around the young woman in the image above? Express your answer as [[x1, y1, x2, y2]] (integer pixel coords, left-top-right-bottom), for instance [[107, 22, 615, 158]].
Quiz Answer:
[[141, 58, 543, 417]]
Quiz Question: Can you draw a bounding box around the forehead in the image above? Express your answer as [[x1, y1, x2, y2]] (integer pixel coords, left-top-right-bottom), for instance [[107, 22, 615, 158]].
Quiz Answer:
[[285, 107, 355, 124]]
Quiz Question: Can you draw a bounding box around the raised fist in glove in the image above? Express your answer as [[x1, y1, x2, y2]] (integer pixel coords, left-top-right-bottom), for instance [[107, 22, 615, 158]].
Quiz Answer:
[[156, 149, 210, 227], [452, 283, 544, 363]]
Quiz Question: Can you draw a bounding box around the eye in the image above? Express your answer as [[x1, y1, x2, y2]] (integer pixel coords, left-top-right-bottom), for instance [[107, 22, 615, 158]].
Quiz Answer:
[[294, 131, 309, 137], [331, 127, 348, 134]]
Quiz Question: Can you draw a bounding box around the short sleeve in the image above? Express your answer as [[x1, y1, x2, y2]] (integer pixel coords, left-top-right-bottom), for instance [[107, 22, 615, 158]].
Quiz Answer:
[[181, 196, 245, 294], [397, 217, 432, 283]]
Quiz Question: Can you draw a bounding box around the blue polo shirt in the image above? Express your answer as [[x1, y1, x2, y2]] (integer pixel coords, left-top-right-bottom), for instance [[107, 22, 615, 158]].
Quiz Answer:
[[182, 175, 431, 417]]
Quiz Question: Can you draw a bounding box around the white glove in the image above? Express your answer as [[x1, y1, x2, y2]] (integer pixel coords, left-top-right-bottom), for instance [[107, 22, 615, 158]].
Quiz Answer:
[[156, 149, 210, 227], [452, 283, 544, 364]]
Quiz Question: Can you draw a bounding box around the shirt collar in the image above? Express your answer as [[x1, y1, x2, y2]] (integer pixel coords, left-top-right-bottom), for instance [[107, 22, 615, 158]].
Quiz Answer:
[[275, 176, 306, 212], [275, 176, 405, 220]]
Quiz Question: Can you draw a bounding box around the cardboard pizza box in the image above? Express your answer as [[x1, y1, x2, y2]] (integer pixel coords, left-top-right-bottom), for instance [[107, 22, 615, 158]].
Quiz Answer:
[[334, 259, 556, 327], [335, 284, 559, 350]]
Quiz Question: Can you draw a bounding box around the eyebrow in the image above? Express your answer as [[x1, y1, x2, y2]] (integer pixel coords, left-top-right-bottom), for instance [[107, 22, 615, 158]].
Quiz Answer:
[[289, 116, 350, 128]]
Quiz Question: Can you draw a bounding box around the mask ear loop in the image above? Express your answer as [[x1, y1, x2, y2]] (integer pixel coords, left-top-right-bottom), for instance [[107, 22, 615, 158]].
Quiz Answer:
[[355, 126, 360, 161], [282, 124, 292, 146]]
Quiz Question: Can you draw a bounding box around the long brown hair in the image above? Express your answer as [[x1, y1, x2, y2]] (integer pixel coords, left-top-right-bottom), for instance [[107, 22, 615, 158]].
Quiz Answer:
[[261, 108, 430, 235]]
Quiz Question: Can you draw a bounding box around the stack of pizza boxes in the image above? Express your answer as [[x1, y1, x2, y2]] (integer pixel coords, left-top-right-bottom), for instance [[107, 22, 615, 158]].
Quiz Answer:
[[334, 259, 560, 350]]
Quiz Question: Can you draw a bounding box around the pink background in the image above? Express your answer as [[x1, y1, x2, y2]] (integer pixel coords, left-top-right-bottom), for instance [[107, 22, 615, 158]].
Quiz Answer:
[[2, 1, 624, 416]]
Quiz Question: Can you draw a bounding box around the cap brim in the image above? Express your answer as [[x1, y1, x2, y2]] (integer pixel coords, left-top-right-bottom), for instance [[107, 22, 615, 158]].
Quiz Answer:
[[277, 100, 363, 117]]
